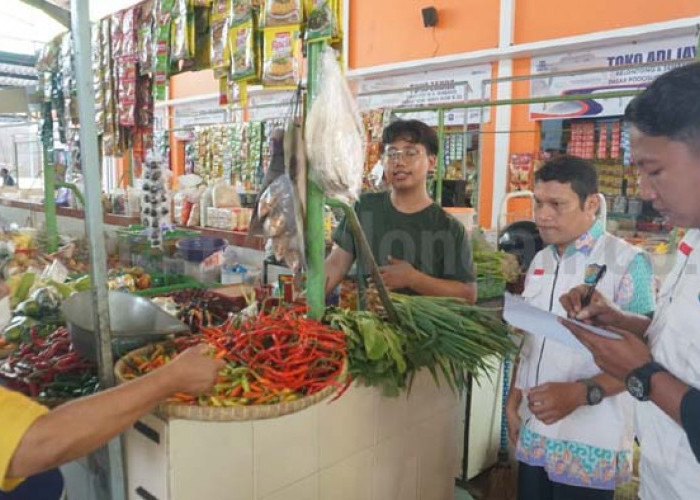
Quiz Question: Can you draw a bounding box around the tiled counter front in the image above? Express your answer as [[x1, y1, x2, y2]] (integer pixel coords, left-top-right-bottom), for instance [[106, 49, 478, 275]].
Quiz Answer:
[[125, 370, 461, 500]]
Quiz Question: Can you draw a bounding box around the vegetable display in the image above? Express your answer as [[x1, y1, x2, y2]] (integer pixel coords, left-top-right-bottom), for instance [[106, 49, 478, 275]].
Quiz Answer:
[[327, 293, 517, 396], [119, 305, 346, 406], [0, 327, 98, 400]]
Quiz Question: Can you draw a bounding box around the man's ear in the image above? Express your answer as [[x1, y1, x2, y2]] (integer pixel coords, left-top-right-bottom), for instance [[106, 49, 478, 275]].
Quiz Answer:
[[586, 193, 601, 216], [427, 155, 437, 174]]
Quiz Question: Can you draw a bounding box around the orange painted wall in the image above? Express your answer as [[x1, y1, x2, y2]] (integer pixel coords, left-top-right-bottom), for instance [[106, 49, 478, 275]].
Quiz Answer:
[[170, 69, 219, 99], [514, 0, 700, 44], [349, 0, 500, 69], [509, 57, 540, 156]]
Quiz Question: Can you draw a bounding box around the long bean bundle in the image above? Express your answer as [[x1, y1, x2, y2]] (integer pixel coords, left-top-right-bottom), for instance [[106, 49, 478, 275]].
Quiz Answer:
[[391, 294, 518, 391], [326, 294, 518, 396]]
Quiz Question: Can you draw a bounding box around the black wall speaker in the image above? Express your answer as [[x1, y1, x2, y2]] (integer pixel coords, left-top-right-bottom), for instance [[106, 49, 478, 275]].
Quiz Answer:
[[421, 6, 438, 28]]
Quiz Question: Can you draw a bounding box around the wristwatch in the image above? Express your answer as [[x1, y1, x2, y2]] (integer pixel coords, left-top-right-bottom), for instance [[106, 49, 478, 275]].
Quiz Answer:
[[625, 361, 668, 401], [579, 378, 604, 405]]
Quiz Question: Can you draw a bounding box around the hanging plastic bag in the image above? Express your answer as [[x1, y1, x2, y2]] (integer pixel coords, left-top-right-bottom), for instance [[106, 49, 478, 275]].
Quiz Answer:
[[305, 46, 364, 204], [257, 175, 305, 273]]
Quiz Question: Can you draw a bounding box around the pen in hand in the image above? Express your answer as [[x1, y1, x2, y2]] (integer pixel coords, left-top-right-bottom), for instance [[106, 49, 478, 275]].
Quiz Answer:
[[581, 264, 607, 308]]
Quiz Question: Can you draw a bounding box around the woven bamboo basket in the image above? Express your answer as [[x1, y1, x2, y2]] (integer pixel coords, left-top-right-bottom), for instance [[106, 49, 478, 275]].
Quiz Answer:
[[115, 343, 340, 422]]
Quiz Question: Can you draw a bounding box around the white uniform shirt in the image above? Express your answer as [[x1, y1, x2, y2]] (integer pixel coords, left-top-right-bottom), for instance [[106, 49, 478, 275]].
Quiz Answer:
[[638, 229, 700, 500]]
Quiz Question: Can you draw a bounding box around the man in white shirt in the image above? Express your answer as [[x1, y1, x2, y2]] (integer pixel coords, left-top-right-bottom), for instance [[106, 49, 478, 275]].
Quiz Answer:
[[507, 156, 655, 499], [561, 62, 700, 500]]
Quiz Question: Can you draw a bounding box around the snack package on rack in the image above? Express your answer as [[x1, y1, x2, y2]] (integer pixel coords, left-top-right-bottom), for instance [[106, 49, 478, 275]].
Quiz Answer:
[[258, 175, 305, 273], [118, 7, 139, 128], [92, 24, 105, 134], [141, 152, 173, 249], [210, 0, 231, 70], [262, 27, 301, 88], [305, 0, 335, 42], [153, 0, 175, 100], [170, 0, 189, 63], [231, 0, 253, 25], [305, 46, 364, 204], [230, 20, 257, 81], [192, 5, 212, 70], [138, 0, 155, 75], [263, 0, 302, 26], [210, 19, 230, 70]]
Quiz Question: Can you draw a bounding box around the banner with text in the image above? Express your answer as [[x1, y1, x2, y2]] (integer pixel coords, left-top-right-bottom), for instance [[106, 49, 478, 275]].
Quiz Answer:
[[529, 34, 698, 120], [356, 64, 492, 126]]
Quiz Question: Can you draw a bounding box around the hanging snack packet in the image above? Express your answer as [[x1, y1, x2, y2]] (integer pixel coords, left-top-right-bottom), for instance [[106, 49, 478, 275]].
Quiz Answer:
[[231, 0, 253, 25], [138, 0, 154, 75], [305, 0, 334, 41], [192, 4, 211, 70], [118, 7, 139, 127], [262, 27, 300, 88], [153, 0, 175, 100], [210, 0, 231, 70], [171, 0, 189, 62], [263, 0, 302, 26], [230, 20, 256, 81], [92, 23, 105, 134]]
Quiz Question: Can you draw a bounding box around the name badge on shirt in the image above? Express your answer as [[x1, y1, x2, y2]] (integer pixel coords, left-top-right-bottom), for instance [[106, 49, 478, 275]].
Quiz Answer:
[[533, 268, 545, 276], [584, 264, 604, 285]]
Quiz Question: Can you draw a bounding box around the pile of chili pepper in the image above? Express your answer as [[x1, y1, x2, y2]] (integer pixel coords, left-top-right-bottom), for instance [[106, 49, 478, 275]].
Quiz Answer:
[[0, 327, 98, 399], [119, 306, 347, 407]]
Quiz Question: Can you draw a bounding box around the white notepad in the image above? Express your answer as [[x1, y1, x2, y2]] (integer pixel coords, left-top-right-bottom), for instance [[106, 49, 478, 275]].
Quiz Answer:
[[503, 292, 622, 350]]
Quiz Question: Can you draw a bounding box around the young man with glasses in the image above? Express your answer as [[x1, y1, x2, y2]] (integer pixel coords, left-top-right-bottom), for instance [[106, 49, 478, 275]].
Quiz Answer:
[[324, 119, 477, 302]]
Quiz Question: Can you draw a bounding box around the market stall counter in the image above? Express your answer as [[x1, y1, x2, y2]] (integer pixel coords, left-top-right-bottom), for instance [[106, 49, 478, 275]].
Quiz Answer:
[[124, 369, 461, 500]]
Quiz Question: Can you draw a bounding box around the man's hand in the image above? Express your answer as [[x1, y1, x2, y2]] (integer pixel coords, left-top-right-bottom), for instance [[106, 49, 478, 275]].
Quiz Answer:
[[506, 387, 523, 446], [379, 256, 418, 290], [560, 319, 652, 381], [0, 282, 9, 300], [559, 285, 624, 327], [527, 382, 587, 425], [163, 344, 225, 395]]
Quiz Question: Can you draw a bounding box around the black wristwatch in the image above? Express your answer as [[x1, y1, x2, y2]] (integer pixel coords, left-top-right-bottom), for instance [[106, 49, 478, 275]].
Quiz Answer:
[[625, 361, 668, 401], [579, 378, 604, 405]]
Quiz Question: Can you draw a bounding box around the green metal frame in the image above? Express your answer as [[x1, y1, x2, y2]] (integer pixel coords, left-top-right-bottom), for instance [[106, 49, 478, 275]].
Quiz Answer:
[[305, 41, 326, 319]]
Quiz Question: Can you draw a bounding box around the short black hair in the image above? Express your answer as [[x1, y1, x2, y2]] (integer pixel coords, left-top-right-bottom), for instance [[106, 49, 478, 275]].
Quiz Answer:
[[382, 119, 439, 156], [534, 155, 598, 207], [0, 168, 7, 175], [625, 62, 700, 152]]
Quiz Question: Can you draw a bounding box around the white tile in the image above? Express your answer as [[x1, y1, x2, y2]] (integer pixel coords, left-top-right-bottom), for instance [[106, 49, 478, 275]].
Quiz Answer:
[[169, 420, 254, 500], [406, 370, 439, 424], [319, 383, 379, 468], [416, 410, 460, 500], [319, 449, 374, 500], [261, 475, 318, 500], [376, 391, 410, 442], [371, 434, 418, 500], [254, 404, 320, 497]]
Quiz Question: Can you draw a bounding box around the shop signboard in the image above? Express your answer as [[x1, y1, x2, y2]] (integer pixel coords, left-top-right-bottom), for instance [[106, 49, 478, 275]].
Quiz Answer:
[[356, 64, 493, 126], [529, 34, 698, 120]]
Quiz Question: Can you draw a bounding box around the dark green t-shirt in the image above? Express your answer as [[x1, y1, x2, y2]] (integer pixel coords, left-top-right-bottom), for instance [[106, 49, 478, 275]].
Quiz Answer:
[[333, 191, 475, 291]]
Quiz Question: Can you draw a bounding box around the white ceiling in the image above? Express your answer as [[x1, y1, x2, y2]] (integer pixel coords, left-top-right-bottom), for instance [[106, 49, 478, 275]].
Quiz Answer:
[[0, 0, 146, 56]]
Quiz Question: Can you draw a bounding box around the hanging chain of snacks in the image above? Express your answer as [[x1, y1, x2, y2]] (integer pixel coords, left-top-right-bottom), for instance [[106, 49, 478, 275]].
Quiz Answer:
[[141, 152, 172, 249]]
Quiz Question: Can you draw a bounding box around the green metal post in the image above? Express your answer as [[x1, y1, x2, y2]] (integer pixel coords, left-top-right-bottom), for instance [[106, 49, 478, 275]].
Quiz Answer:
[[436, 109, 445, 206], [305, 41, 325, 319], [42, 143, 58, 252]]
